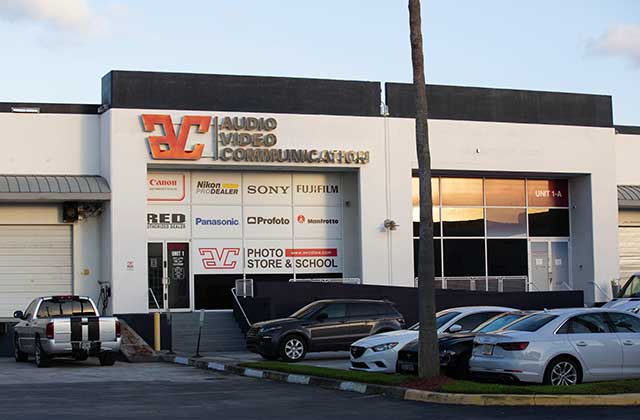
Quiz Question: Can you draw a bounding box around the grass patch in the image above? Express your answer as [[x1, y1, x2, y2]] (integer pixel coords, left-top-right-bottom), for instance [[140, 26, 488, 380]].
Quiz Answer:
[[239, 361, 412, 386], [241, 361, 640, 395], [441, 379, 640, 395]]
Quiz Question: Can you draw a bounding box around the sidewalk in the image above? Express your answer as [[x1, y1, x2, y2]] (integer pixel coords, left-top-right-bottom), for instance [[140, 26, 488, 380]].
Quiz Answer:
[[165, 350, 350, 370]]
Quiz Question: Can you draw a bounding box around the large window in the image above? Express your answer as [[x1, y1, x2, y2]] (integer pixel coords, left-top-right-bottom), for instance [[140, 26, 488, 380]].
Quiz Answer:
[[412, 176, 570, 288]]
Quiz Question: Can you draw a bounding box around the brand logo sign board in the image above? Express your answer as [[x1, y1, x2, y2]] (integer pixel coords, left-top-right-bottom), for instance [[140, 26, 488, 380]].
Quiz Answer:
[[141, 114, 370, 166], [293, 206, 342, 239], [244, 239, 293, 274], [242, 172, 292, 206], [192, 206, 243, 239], [293, 173, 342, 206], [147, 206, 191, 239], [244, 206, 292, 239], [147, 172, 188, 203], [191, 171, 242, 205], [193, 239, 243, 275], [289, 239, 342, 274]]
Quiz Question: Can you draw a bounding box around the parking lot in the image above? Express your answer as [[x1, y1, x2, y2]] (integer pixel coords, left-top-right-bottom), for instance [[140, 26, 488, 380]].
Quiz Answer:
[[2, 357, 640, 420]]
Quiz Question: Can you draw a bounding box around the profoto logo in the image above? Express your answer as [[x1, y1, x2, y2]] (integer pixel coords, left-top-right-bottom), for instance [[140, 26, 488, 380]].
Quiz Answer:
[[199, 248, 240, 269], [247, 216, 290, 225], [295, 214, 339, 225], [142, 114, 211, 160]]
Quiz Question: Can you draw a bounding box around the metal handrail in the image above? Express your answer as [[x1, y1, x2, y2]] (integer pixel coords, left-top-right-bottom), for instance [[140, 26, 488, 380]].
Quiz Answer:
[[149, 288, 161, 309], [589, 281, 611, 302], [231, 287, 252, 328]]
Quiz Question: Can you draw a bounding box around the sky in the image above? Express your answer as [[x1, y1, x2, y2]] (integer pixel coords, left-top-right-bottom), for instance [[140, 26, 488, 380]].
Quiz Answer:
[[0, 0, 638, 125]]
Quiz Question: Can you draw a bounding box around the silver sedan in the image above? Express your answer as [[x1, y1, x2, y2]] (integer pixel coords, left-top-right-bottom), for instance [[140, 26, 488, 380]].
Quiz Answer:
[[469, 308, 640, 385]]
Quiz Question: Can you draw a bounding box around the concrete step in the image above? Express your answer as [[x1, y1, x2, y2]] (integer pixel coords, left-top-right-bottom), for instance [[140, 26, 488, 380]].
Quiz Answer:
[[170, 311, 246, 353]]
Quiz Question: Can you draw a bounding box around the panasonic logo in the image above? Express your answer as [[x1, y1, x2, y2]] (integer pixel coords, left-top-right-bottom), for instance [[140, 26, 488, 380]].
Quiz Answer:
[[247, 216, 290, 225], [195, 218, 240, 226]]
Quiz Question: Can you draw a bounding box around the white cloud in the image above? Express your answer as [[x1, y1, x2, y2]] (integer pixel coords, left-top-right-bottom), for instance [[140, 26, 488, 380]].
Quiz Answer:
[[0, 0, 125, 36], [586, 23, 640, 67]]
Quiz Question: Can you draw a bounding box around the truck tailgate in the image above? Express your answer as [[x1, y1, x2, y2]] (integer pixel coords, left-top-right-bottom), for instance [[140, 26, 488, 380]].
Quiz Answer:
[[54, 317, 118, 343]]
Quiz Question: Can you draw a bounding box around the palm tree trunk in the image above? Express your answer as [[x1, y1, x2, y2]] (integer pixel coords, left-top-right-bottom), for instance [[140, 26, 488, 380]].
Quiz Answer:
[[408, 0, 439, 379]]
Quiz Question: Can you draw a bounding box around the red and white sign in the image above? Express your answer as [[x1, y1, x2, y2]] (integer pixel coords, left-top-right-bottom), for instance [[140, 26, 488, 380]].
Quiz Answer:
[[293, 206, 342, 239], [192, 240, 243, 274], [147, 172, 188, 203], [290, 240, 342, 274]]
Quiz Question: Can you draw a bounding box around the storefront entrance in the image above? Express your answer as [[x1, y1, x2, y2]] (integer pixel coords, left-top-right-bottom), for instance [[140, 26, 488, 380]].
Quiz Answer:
[[147, 242, 191, 311], [529, 240, 570, 292]]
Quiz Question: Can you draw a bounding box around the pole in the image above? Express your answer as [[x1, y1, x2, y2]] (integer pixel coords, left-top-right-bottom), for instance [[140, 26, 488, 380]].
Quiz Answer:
[[153, 312, 161, 352], [194, 309, 204, 358], [167, 307, 174, 355]]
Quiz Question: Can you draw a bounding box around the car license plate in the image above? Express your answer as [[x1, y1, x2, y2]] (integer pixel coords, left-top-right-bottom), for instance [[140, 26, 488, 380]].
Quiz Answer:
[[400, 363, 416, 372], [479, 344, 494, 356]]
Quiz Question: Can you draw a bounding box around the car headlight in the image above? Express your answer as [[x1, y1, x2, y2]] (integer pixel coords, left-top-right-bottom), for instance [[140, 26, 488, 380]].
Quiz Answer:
[[259, 326, 282, 334], [371, 342, 398, 352]]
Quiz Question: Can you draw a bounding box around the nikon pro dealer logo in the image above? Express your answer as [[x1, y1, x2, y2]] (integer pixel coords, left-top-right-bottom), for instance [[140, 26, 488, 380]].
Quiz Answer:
[[195, 180, 239, 196]]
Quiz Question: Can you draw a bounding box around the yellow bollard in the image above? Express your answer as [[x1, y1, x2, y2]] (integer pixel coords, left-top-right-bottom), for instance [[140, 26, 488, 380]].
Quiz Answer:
[[154, 312, 161, 351]]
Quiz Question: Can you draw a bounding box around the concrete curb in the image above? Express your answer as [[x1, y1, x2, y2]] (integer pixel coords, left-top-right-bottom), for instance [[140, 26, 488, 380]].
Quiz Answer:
[[160, 354, 640, 406]]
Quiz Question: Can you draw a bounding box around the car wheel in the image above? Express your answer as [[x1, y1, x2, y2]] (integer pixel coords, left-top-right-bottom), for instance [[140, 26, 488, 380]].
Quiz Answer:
[[99, 352, 116, 366], [279, 335, 307, 362], [14, 334, 28, 363], [544, 357, 582, 386], [34, 337, 51, 368]]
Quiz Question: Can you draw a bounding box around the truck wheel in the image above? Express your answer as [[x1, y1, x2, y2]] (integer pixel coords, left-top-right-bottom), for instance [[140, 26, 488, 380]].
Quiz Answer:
[[99, 352, 116, 366], [34, 337, 51, 368], [14, 334, 28, 363]]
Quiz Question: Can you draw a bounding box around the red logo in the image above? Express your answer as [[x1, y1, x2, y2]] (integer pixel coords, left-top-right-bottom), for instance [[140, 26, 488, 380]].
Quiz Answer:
[[199, 248, 240, 269], [142, 114, 211, 160], [297, 215, 306, 223]]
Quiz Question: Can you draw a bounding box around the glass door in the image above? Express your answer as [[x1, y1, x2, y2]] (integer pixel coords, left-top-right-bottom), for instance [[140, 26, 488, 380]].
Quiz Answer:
[[167, 242, 190, 310], [529, 240, 570, 292], [147, 242, 191, 311]]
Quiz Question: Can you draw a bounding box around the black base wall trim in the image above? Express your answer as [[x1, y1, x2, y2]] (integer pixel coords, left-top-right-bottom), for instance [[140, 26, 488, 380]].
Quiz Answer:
[[115, 313, 170, 350]]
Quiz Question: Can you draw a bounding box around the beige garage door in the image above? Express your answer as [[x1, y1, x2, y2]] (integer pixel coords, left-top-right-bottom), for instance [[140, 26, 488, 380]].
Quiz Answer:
[[0, 225, 72, 317], [620, 226, 640, 282]]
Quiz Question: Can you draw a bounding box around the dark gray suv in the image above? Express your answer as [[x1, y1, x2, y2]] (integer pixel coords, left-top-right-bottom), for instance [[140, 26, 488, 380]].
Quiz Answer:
[[246, 299, 405, 362]]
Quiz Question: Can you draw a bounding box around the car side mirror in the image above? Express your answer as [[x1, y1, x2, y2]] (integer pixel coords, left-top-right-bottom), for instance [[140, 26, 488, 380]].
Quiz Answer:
[[448, 324, 462, 333], [315, 313, 328, 321], [13, 310, 24, 320]]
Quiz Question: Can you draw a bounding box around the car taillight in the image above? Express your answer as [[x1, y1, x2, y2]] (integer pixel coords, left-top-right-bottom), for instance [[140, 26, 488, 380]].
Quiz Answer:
[[45, 322, 54, 339], [497, 342, 529, 351], [115, 320, 121, 338]]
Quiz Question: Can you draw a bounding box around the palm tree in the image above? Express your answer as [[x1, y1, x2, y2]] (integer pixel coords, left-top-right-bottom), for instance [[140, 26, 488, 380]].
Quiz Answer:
[[408, 0, 439, 379]]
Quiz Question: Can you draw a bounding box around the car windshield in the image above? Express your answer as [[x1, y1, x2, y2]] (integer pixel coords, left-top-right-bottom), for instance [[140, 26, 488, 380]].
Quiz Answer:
[[620, 275, 640, 298], [409, 311, 461, 330], [36, 298, 96, 318], [290, 302, 322, 319], [506, 313, 558, 332], [473, 313, 525, 333]]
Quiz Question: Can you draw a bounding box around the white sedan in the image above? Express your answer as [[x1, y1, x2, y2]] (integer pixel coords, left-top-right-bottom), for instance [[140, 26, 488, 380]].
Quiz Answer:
[[469, 308, 640, 385], [349, 306, 514, 373]]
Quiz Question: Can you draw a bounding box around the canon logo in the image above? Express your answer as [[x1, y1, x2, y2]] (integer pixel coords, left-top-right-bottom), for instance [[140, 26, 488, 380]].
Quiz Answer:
[[247, 216, 290, 225], [149, 179, 177, 186]]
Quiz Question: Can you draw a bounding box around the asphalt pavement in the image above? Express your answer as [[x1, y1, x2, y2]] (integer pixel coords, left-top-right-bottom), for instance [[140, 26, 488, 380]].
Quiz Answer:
[[1, 357, 638, 420]]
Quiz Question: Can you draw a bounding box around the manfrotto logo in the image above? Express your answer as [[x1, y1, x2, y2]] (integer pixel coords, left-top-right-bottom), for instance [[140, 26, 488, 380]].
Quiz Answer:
[[295, 215, 339, 225], [199, 248, 240, 269], [247, 216, 290, 225], [142, 114, 211, 160]]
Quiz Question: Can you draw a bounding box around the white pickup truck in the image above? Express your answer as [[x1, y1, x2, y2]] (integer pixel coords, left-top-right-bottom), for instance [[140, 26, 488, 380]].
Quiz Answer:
[[13, 295, 121, 367]]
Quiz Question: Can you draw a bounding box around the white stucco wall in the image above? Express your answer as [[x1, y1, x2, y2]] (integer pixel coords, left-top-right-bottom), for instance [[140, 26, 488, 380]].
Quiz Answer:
[[615, 133, 640, 185], [0, 113, 100, 175]]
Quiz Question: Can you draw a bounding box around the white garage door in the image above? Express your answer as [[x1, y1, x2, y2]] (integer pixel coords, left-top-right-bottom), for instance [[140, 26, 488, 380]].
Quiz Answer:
[[620, 226, 640, 282], [0, 225, 72, 317]]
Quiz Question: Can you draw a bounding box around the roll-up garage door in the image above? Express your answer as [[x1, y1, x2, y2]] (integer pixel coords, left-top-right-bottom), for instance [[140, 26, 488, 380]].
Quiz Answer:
[[0, 225, 72, 317], [619, 226, 640, 282]]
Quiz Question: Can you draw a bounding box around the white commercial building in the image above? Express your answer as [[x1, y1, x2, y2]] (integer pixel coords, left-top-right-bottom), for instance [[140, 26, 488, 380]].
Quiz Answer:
[[0, 70, 637, 319]]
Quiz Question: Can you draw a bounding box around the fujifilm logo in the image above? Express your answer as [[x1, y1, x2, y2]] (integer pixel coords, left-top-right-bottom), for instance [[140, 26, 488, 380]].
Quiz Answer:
[[247, 216, 290, 225], [195, 218, 240, 226]]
